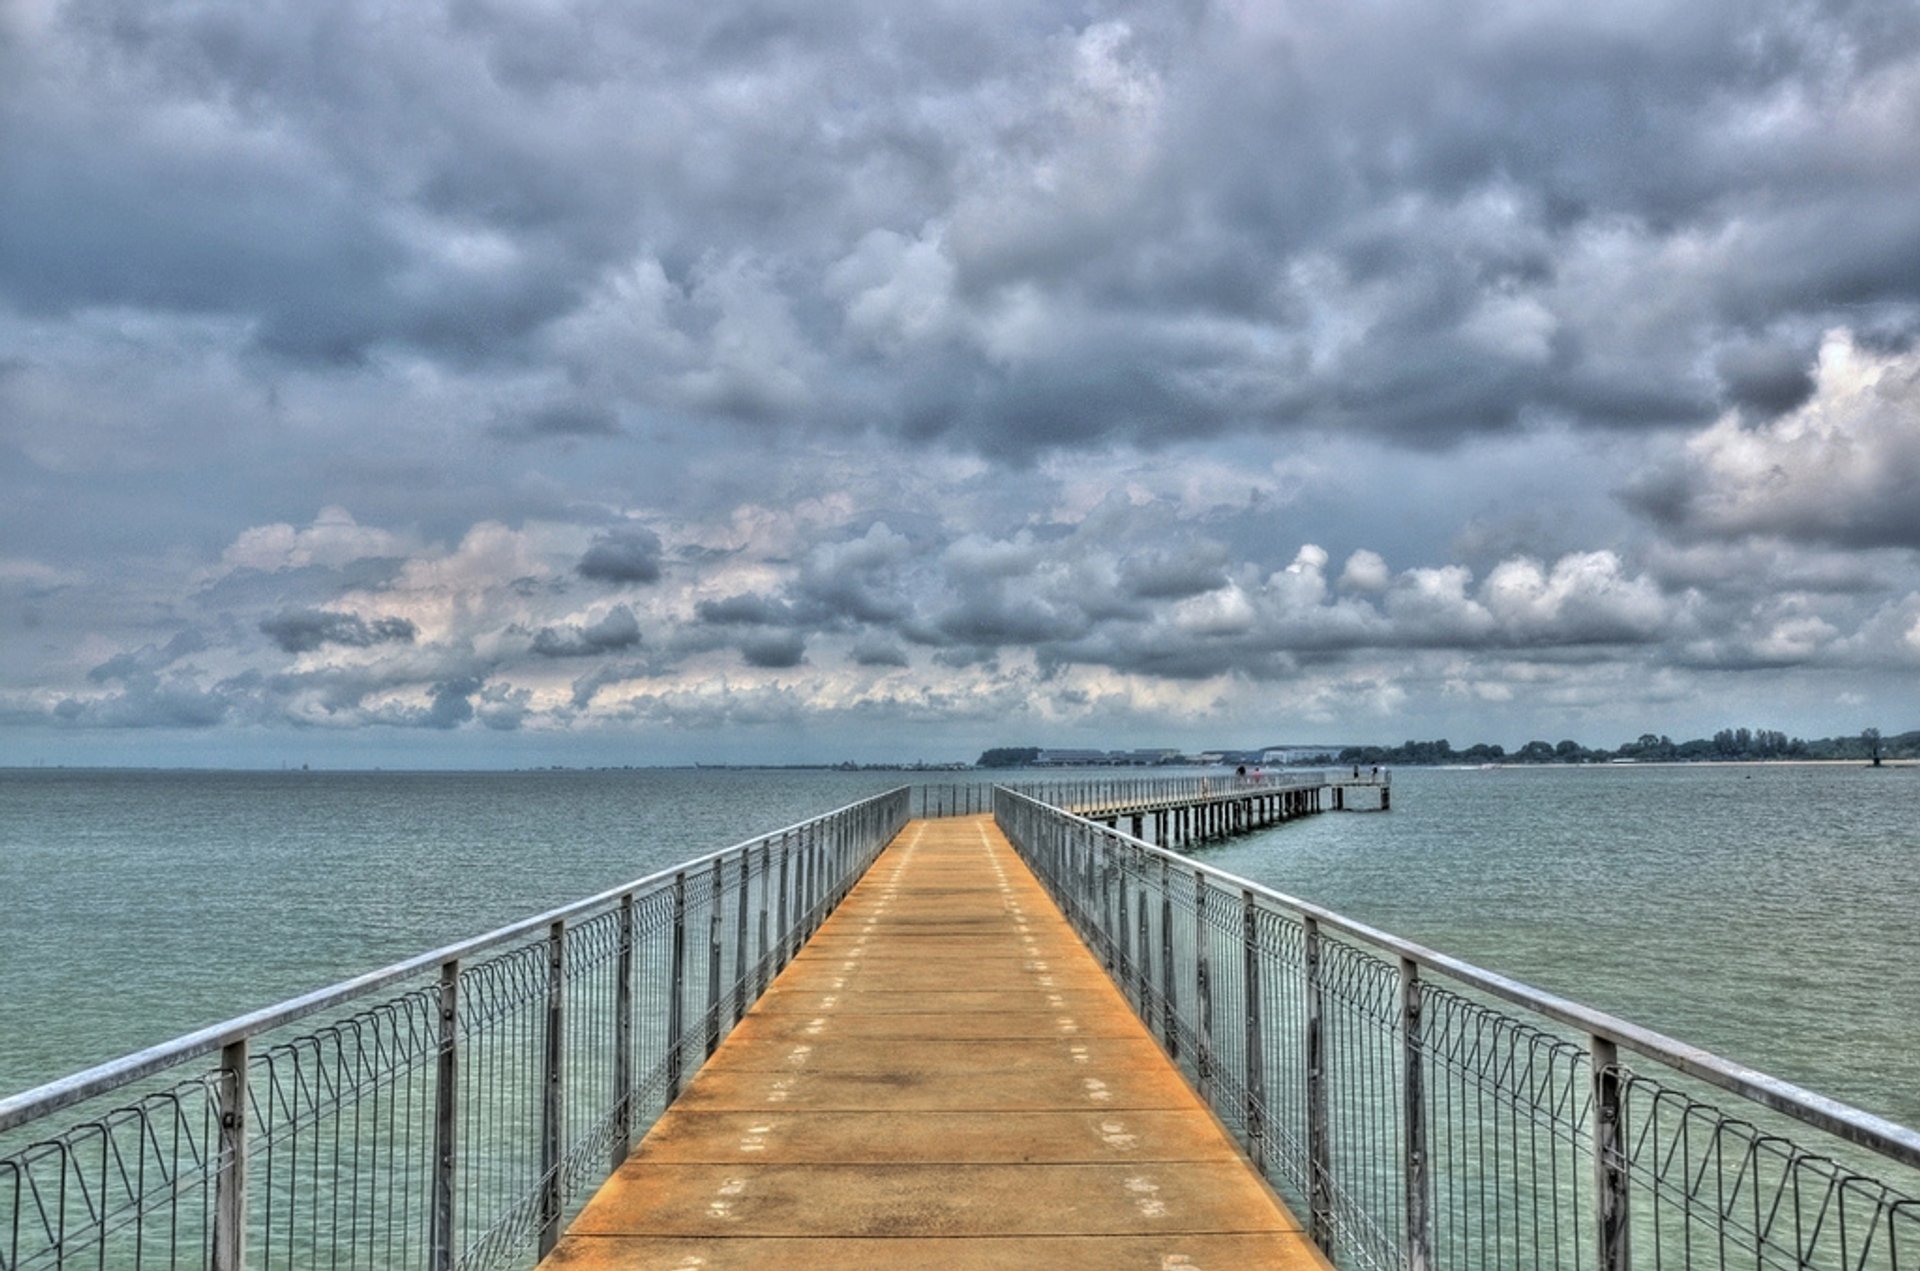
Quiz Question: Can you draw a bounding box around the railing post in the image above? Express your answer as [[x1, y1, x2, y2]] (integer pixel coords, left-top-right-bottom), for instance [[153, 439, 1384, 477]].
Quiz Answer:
[[431, 960, 458, 1271], [538, 919, 564, 1260], [1137, 880, 1152, 1014], [733, 852, 752, 1025], [776, 836, 792, 970], [1195, 872, 1213, 1105], [1160, 858, 1178, 1060], [1592, 1035, 1631, 1270], [1401, 957, 1431, 1271], [1243, 890, 1266, 1174], [800, 828, 815, 936], [1099, 843, 1115, 970], [757, 843, 772, 995], [706, 857, 724, 1057], [1305, 914, 1332, 1246], [667, 872, 688, 1100], [613, 897, 634, 1172], [212, 1037, 248, 1271]]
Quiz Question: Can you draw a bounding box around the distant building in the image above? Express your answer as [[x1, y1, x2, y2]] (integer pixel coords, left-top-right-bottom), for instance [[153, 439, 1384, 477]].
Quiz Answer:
[[1260, 746, 1345, 765], [1030, 746, 1187, 767], [1033, 748, 1111, 766]]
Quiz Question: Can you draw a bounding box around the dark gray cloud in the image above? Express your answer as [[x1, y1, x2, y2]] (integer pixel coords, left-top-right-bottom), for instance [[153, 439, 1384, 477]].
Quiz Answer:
[[577, 528, 664, 584], [6, 0, 1917, 468], [7, 0, 1920, 760], [89, 630, 207, 683], [1714, 339, 1818, 419], [850, 638, 909, 668], [489, 400, 621, 441], [696, 592, 797, 627], [1119, 544, 1230, 600], [569, 660, 649, 709], [531, 605, 642, 656], [424, 678, 480, 730], [259, 608, 418, 653], [740, 630, 806, 668], [53, 673, 231, 729]]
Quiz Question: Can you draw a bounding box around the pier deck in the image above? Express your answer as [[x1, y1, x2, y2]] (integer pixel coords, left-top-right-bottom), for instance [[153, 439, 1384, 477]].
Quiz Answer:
[[544, 815, 1326, 1270]]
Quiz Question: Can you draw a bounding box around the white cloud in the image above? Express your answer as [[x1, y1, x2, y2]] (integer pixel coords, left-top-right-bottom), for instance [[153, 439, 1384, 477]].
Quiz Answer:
[[1479, 551, 1670, 643], [1634, 329, 1920, 548], [219, 508, 413, 572], [1339, 549, 1390, 593]]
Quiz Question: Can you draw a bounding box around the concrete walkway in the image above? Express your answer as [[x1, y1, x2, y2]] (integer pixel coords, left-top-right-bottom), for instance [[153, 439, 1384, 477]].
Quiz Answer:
[[544, 815, 1328, 1270]]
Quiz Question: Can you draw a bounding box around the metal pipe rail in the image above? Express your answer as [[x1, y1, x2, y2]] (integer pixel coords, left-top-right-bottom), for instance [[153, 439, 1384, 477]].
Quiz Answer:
[[0, 788, 910, 1271], [996, 787, 1920, 1270], [915, 771, 1369, 819]]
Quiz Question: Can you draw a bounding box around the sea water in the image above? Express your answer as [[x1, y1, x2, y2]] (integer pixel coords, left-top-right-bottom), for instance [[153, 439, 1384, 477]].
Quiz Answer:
[[1212, 763, 1920, 1128], [2, 763, 1915, 1131]]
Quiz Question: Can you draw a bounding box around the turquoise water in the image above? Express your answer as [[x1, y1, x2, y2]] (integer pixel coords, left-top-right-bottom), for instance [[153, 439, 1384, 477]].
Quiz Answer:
[[0, 768, 905, 1093], [3, 764, 1916, 1131], [1207, 763, 1920, 1128]]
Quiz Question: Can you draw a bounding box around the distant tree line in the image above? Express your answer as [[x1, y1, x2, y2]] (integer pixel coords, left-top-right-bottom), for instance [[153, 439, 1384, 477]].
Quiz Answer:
[[1335, 727, 1914, 767]]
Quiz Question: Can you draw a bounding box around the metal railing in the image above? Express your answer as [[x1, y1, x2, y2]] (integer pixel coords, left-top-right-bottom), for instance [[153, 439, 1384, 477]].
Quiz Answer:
[[916, 771, 1347, 819], [0, 788, 910, 1271], [996, 787, 1920, 1270]]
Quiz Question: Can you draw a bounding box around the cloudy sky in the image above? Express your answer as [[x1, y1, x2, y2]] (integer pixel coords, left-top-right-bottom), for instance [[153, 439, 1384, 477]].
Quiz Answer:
[[4, 0, 1919, 766]]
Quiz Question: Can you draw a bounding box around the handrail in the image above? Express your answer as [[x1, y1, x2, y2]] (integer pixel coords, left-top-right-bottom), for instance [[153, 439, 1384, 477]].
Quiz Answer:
[[995, 786, 1920, 1171], [914, 770, 1376, 819], [4, 785, 913, 1271], [998, 784, 1920, 1269], [0, 786, 910, 1132]]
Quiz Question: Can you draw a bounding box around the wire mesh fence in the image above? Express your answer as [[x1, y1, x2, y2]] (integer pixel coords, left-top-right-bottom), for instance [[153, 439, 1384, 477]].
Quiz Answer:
[[0, 788, 909, 1271], [996, 786, 1920, 1270], [916, 771, 1373, 820]]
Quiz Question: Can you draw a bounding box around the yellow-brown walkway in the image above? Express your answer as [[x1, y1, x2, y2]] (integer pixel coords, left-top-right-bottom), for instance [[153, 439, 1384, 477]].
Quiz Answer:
[[545, 816, 1327, 1270]]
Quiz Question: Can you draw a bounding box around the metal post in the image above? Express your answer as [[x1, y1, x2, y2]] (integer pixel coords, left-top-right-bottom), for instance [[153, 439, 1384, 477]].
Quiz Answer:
[[613, 897, 634, 1172], [1195, 873, 1213, 1104], [538, 919, 564, 1260], [1160, 858, 1178, 1059], [1099, 844, 1115, 970], [1305, 915, 1332, 1245], [733, 851, 751, 1025], [1116, 847, 1132, 990], [757, 843, 772, 995], [776, 837, 791, 970], [1401, 957, 1431, 1271], [706, 857, 724, 1057], [431, 961, 458, 1271], [1243, 890, 1266, 1174], [667, 872, 688, 1100], [800, 829, 815, 936], [212, 1037, 248, 1271], [1137, 883, 1152, 1015], [1592, 1035, 1631, 1270]]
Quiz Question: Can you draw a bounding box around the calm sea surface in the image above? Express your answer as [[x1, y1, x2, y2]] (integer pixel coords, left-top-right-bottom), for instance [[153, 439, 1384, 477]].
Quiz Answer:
[[2, 764, 1915, 1129]]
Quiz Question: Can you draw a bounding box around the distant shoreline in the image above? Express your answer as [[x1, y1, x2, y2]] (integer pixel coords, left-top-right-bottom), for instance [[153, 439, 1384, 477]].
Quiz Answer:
[[1472, 757, 1916, 770], [5, 757, 1913, 776]]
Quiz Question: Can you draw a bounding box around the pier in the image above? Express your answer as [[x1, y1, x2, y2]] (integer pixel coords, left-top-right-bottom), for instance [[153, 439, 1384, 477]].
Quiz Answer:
[[914, 770, 1390, 838], [543, 815, 1324, 1268], [5, 775, 1919, 1271], [1073, 774, 1388, 849]]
